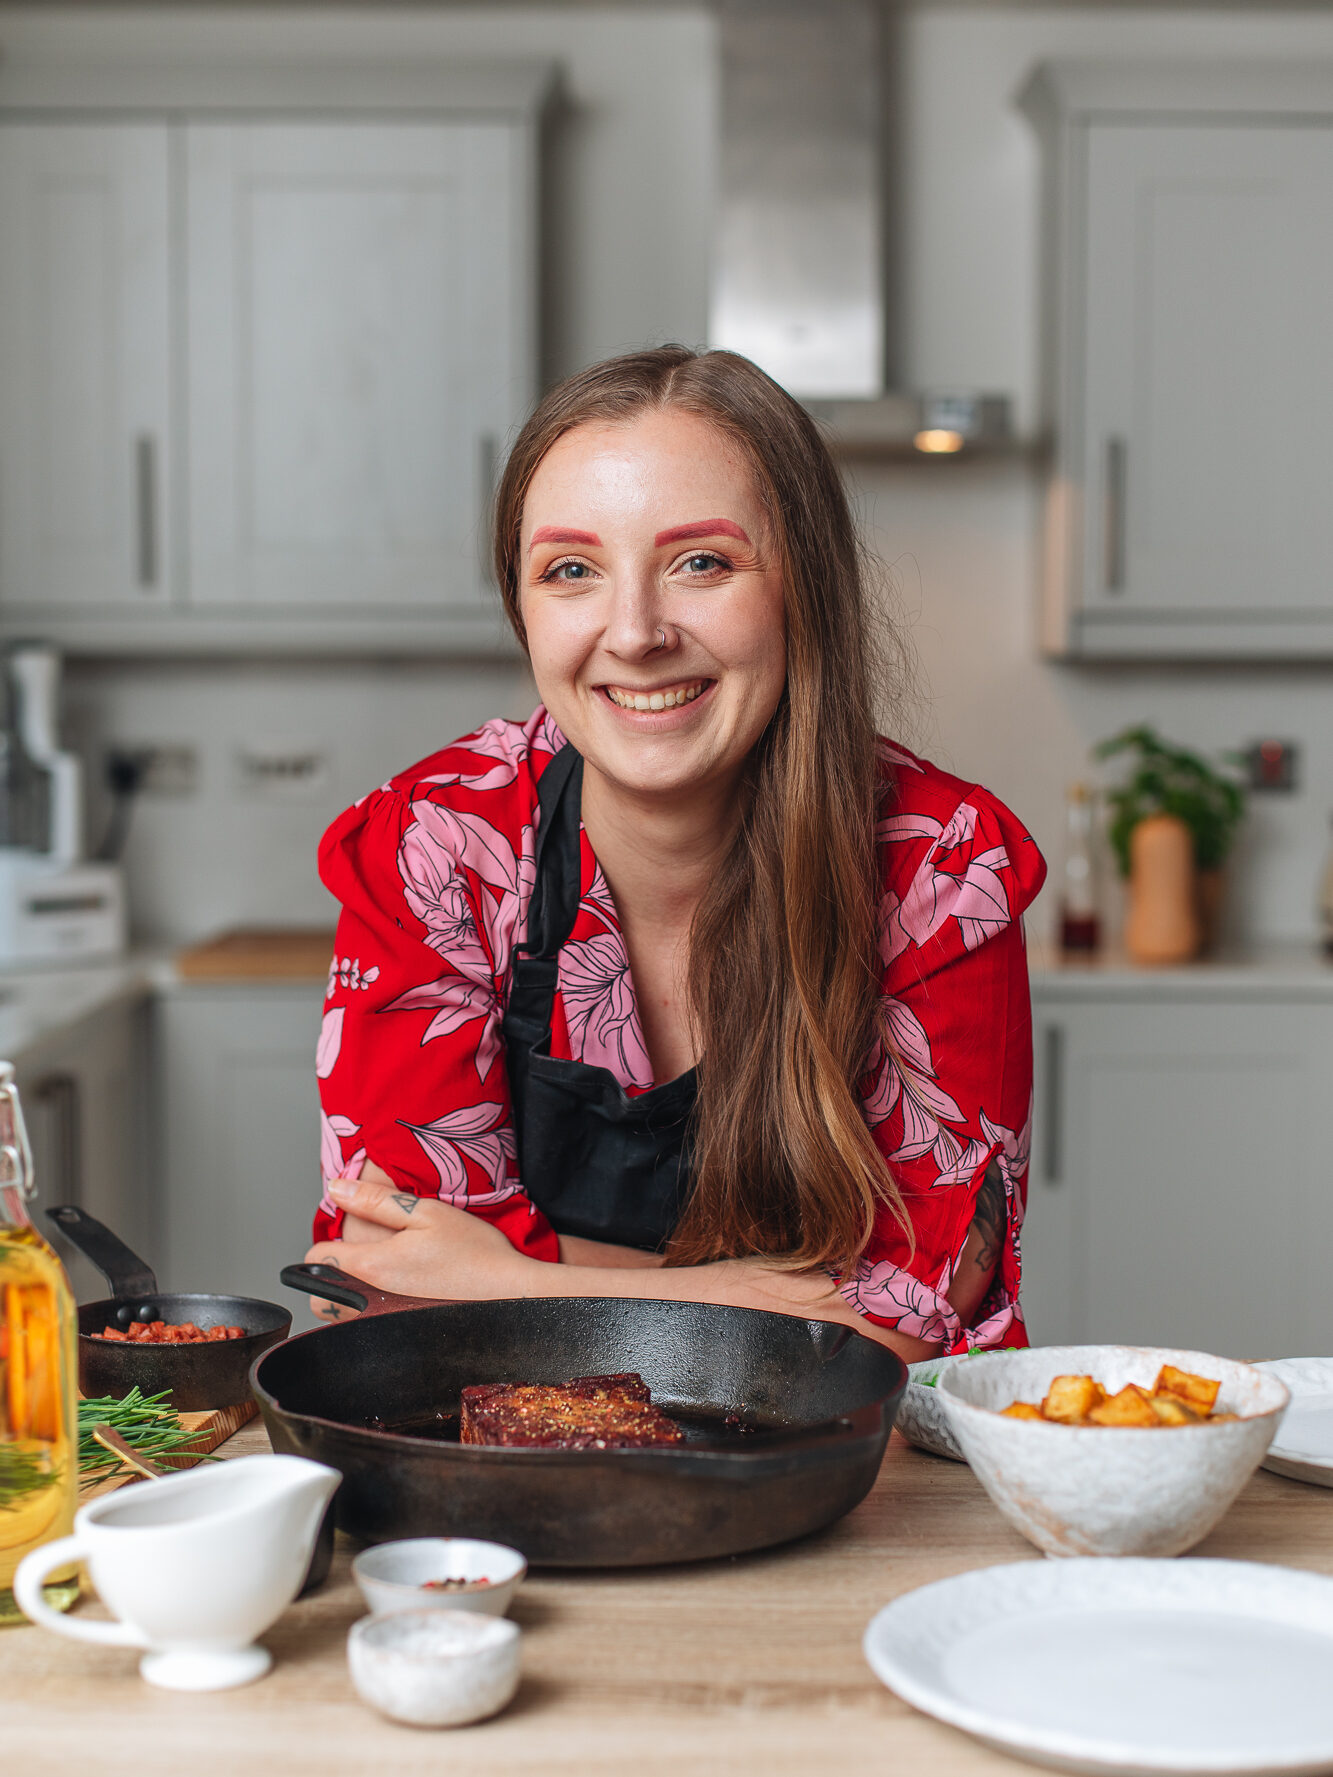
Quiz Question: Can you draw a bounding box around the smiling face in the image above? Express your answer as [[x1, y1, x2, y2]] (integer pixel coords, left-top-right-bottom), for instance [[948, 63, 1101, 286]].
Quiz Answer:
[[518, 408, 788, 805]]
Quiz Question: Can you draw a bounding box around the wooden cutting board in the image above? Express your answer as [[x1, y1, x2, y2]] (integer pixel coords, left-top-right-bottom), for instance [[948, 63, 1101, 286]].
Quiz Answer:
[[175, 929, 336, 982], [79, 1400, 258, 1502]]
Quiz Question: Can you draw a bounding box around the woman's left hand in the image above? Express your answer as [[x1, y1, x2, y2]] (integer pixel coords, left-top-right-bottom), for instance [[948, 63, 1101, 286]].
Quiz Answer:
[[303, 1177, 528, 1318]]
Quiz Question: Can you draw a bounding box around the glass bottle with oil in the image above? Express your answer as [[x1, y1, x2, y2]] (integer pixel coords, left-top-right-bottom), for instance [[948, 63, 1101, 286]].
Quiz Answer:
[[0, 1062, 78, 1624]]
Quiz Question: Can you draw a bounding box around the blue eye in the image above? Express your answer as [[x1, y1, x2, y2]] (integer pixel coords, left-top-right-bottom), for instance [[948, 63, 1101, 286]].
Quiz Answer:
[[542, 559, 591, 583], [682, 552, 726, 575]]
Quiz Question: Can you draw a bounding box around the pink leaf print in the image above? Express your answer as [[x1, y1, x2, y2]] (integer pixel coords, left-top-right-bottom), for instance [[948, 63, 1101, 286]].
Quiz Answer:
[[882, 997, 935, 1077], [579, 863, 620, 935], [384, 974, 501, 1081], [472, 831, 536, 984], [951, 844, 1012, 952], [878, 811, 945, 848], [320, 1111, 366, 1196], [315, 1007, 344, 1080], [863, 996, 963, 1163], [531, 708, 567, 758], [418, 716, 532, 794], [878, 739, 924, 774], [401, 1102, 518, 1208], [840, 1261, 961, 1346], [560, 933, 652, 1087], [397, 814, 491, 980], [929, 1134, 993, 1190]]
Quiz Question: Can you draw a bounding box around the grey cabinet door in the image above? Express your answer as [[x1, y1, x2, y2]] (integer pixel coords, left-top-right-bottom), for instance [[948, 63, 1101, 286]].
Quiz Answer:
[[184, 120, 528, 617], [0, 124, 174, 614], [1081, 122, 1333, 627], [1025, 996, 1333, 1359], [159, 986, 323, 1305], [18, 996, 152, 1304]]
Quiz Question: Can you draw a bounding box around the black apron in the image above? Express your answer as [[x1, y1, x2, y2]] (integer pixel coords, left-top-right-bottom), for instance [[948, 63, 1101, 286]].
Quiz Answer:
[[500, 744, 696, 1251]]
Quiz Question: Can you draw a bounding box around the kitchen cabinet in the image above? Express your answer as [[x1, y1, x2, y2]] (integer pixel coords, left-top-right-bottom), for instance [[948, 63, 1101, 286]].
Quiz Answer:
[[0, 62, 549, 656], [15, 991, 153, 1304], [1022, 976, 1333, 1358], [0, 125, 174, 614], [158, 982, 324, 1305], [1021, 64, 1333, 660]]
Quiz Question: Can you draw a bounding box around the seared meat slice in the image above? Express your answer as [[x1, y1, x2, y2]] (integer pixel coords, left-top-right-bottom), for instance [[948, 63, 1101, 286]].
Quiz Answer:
[[459, 1372, 682, 1449]]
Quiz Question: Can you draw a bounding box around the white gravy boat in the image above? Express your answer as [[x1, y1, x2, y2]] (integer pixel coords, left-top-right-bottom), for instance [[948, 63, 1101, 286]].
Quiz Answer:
[[15, 1453, 340, 1690]]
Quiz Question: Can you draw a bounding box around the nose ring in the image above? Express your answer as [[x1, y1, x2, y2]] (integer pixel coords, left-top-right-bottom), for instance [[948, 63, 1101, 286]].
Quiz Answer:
[[654, 627, 667, 651]]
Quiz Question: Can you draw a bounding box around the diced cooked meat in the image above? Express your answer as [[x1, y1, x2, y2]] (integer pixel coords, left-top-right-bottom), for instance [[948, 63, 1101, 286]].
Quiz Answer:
[[459, 1372, 682, 1449]]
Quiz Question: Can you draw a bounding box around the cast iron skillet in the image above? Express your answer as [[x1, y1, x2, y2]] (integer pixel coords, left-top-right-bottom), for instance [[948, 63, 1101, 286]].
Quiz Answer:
[[254, 1262, 907, 1567], [47, 1205, 291, 1411]]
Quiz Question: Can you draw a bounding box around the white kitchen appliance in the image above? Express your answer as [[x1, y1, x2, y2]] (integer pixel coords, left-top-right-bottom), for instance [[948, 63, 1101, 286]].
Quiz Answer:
[[0, 645, 124, 965]]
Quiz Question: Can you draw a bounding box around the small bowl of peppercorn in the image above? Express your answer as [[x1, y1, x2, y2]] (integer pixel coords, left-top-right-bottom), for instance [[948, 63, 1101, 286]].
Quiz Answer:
[[352, 1537, 527, 1619]]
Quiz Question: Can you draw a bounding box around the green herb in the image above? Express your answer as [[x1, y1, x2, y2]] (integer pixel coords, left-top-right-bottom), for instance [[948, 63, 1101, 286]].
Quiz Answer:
[[76, 1388, 214, 1483], [1094, 726, 1246, 878], [0, 1441, 60, 1510]]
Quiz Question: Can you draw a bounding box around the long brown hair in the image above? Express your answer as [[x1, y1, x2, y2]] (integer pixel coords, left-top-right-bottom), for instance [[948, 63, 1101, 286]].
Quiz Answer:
[[493, 345, 906, 1273]]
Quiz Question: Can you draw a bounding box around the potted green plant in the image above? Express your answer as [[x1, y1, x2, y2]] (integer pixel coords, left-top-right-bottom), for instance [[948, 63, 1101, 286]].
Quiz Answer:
[[1094, 726, 1246, 956]]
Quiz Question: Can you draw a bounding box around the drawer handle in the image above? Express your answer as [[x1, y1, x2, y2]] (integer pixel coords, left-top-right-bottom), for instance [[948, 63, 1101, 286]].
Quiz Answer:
[[1042, 1025, 1064, 1186], [135, 434, 158, 590], [1104, 435, 1126, 594]]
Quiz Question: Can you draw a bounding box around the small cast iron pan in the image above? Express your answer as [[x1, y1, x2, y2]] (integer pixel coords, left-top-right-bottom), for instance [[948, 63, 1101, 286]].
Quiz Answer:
[[47, 1205, 291, 1411], [254, 1263, 907, 1567]]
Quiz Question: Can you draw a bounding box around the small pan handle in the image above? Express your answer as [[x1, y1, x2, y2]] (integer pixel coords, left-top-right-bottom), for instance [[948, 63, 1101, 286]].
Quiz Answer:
[[279, 1262, 442, 1318], [46, 1205, 158, 1301]]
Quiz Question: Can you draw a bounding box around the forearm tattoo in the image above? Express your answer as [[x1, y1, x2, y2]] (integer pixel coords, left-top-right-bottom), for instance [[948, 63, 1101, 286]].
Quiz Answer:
[[970, 1159, 1006, 1274]]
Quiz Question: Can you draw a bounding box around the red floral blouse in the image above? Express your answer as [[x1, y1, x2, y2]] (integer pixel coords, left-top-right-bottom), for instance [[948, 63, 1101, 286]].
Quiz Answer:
[[314, 708, 1046, 1352]]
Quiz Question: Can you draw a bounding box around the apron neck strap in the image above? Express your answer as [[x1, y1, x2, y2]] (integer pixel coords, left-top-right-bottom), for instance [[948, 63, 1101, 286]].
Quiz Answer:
[[522, 743, 584, 961]]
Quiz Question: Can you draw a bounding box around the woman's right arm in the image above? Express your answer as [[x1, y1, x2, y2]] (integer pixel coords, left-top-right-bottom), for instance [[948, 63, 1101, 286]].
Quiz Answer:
[[557, 1235, 665, 1270], [316, 782, 560, 1265]]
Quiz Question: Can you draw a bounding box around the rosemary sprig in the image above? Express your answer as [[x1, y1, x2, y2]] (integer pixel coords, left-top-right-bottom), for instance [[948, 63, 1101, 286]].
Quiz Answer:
[[0, 1442, 59, 1510], [77, 1388, 215, 1482]]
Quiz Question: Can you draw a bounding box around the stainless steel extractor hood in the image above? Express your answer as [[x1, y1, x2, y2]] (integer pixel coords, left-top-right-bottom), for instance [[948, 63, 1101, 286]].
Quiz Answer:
[[709, 0, 1011, 454]]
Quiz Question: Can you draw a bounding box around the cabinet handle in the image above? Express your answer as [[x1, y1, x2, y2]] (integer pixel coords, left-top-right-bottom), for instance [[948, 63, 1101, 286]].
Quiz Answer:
[[32, 1072, 81, 1206], [1042, 1024, 1064, 1185], [1103, 436, 1126, 594], [477, 433, 497, 587], [134, 435, 158, 590]]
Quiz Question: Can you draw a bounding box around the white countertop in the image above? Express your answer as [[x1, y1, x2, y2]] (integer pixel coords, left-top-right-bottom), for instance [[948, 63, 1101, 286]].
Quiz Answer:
[[0, 950, 168, 1062], [0, 935, 1328, 1065], [1029, 938, 1333, 998]]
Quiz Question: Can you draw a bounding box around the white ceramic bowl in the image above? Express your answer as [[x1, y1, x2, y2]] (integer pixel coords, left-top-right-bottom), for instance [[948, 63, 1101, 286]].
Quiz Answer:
[[898, 1355, 973, 1461], [352, 1538, 526, 1619], [938, 1344, 1289, 1558], [347, 1608, 521, 1728]]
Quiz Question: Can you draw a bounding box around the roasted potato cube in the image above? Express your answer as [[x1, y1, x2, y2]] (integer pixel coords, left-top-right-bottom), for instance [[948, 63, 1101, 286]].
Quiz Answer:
[[1000, 1401, 1045, 1420], [1153, 1365, 1220, 1416], [1041, 1375, 1105, 1423], [1149, 1393, 1201, 1425], [1088, 1384, 1158, 1427]]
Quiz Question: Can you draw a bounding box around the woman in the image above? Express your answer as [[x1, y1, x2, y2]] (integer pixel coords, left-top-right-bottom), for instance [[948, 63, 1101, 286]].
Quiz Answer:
[[309, 346, 1045, 1362]]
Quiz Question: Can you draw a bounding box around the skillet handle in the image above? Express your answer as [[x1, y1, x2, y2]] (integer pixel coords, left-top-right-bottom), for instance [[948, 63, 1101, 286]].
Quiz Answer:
[[46, 1205, 158, 1301], [279, 1262, 440, 1317]]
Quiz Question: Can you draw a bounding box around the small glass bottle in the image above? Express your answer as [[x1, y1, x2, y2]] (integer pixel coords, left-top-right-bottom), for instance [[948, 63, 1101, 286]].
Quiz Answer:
[[1320, 814, 1333, 958], [1059, 782, 1102, 956], [0, 1063, 79, 1625]]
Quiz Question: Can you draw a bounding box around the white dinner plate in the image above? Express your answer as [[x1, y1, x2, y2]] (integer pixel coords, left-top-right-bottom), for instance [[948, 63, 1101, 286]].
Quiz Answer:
[[863, 1558, 1333, 1775], [1256, 1359, 1333, 1486]]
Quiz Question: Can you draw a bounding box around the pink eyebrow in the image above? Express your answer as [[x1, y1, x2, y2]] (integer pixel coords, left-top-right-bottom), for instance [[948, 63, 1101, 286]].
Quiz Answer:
[[655, 519, 751, 547], [529, 526, 602, 551]]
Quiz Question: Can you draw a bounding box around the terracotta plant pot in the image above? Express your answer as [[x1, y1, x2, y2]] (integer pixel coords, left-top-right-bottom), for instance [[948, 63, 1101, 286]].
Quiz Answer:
[[1124, 814, 1201, 965]]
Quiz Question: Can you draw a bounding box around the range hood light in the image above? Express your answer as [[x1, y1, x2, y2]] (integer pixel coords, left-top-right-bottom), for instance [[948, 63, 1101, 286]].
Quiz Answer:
[[914, 429, 966, 455]]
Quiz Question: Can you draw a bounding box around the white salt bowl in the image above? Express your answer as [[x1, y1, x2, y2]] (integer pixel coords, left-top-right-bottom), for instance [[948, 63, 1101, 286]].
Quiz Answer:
[[938, 1344, 1289, 1559], [347, 1608, 520, 1728]]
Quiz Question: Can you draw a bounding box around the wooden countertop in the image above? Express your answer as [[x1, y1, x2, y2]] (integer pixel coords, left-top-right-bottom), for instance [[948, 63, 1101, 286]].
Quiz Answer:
[[7, 1422, 1330, 1775]]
